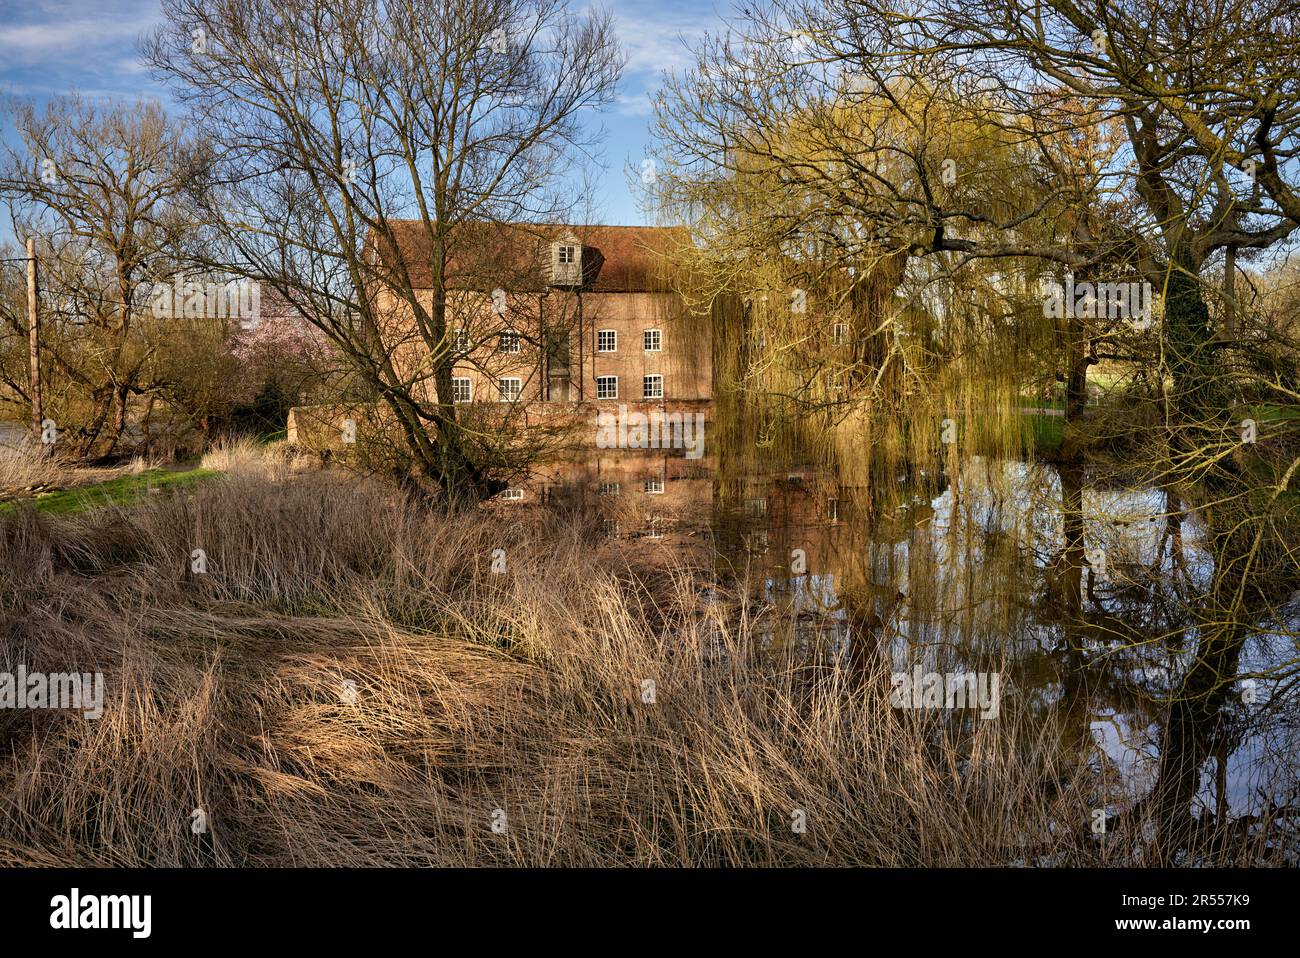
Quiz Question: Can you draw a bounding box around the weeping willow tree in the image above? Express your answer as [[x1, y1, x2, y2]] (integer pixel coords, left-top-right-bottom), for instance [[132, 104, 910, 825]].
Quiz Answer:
[[648, 23, 1120, 508], [802, 0, 1300, 617], [651, 0, 1300, 856]]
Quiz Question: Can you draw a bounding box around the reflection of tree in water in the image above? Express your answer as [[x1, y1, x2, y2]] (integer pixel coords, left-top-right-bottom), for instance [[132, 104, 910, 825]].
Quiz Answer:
[[711, 447, 1298, 862], [528, 398, 1297, 862], [1131, 492, 1295, 861]]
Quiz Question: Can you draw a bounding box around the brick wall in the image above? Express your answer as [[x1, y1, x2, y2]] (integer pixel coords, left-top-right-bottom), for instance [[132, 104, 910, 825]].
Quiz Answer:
[[374, 286, 711, 405]]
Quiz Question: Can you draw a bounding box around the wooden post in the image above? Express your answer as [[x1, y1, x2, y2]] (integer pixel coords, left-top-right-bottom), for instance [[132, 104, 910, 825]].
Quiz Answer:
[[26, 237, 43, 448]]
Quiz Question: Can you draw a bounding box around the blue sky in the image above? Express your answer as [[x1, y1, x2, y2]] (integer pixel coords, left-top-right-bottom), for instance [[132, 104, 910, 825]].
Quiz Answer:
[[0, 0, 733, 239]]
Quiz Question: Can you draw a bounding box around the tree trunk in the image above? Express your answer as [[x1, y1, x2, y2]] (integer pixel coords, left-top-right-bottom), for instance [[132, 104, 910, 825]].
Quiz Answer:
[[1164, 256, 1219, 424], [77, 390, 112, 458], [104, 383, 131, 457], [1055, 274, 1093, 463]]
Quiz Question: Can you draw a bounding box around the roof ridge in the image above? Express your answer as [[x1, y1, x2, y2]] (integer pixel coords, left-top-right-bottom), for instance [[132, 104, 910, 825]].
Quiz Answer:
[[382, 218, 684, 231]]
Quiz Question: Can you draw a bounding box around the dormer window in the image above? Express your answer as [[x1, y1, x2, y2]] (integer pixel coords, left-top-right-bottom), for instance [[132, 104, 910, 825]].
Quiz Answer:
[[548, 236, 582, 287]]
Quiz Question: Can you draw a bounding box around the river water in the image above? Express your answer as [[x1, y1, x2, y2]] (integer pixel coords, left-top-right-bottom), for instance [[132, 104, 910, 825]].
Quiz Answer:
[[511, 445, 1299, 858]]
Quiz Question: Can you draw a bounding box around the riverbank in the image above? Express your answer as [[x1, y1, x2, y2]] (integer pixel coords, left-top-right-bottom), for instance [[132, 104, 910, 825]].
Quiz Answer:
[[0, 449, 1291, 866]]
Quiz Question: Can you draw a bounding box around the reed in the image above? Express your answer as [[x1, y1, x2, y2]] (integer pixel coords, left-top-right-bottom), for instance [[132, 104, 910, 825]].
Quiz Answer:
[[0, 459, 1285, 866]]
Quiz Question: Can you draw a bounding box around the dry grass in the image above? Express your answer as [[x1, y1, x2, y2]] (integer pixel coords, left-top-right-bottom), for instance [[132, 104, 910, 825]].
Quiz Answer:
[[0, 445, 72, 494], [199, 437, 300, 478], [0, 461, 1288, 866]]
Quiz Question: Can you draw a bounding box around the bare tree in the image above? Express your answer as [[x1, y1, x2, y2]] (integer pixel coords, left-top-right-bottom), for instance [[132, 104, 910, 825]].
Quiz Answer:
[[0, 96, 202, 457], [143, 0, 623, 501]]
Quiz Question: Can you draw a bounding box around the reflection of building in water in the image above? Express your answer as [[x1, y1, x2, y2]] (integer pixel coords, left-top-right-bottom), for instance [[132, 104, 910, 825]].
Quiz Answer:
[[714, 468, 923, 660], [496, 452, 869, 577], [718, 469, 850, 572], [495, 449, 716, 546], [491, 445, 1300, 840]]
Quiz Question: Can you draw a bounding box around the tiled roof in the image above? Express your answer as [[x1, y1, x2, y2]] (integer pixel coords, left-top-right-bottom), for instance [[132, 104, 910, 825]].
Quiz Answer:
[[370, 221, 689, 293]]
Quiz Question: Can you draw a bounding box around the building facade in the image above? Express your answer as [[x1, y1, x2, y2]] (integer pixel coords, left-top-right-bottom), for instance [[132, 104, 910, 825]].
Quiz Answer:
[[373, 221, 711, 408]]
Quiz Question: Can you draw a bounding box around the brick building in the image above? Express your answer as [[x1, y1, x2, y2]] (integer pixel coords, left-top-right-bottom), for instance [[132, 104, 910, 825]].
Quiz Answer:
[[371, 221, 711, 407]]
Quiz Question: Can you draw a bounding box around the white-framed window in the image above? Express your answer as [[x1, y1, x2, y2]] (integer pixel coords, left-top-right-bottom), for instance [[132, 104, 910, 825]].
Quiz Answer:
[[832, 322, 849, 345], [558, 244, 576, 264], [644, 516, 664, 539], [745, 497, 767, 517], [498, 377, 522, 402], [644, 476, 665, 495], [500, 488, 525, 501], [643, 329, 662, 351], [602, 518, 620, 537], [597, 329, 617, 352], [827, 497, 839, 522], [642, 375, 663, 400], [453, 327, 470, 352], [452, 377, 472, 404], [596, 375, 618, 399], [597, 481, 621, 496], [499, 330, 521, 353], [750, 530, 769, 553]]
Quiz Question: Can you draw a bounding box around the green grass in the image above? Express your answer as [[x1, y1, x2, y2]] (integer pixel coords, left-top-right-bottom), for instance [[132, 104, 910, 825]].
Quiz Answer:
[[1086, 369, 1130, 393], [1017, 395, 1065, 411], [1007, 397, 1067, 451], [0, 466, 221, 516], [1239, 403, 1300, 424], [1025, 413, 1065, 451]]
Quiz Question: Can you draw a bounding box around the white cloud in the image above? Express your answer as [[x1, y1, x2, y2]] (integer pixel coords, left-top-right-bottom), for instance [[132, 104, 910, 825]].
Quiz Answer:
[[601, 0, 720, 123], [614, 91, 653, 116], [0, 1, 160, 74], [608, 3, 716, 77]]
